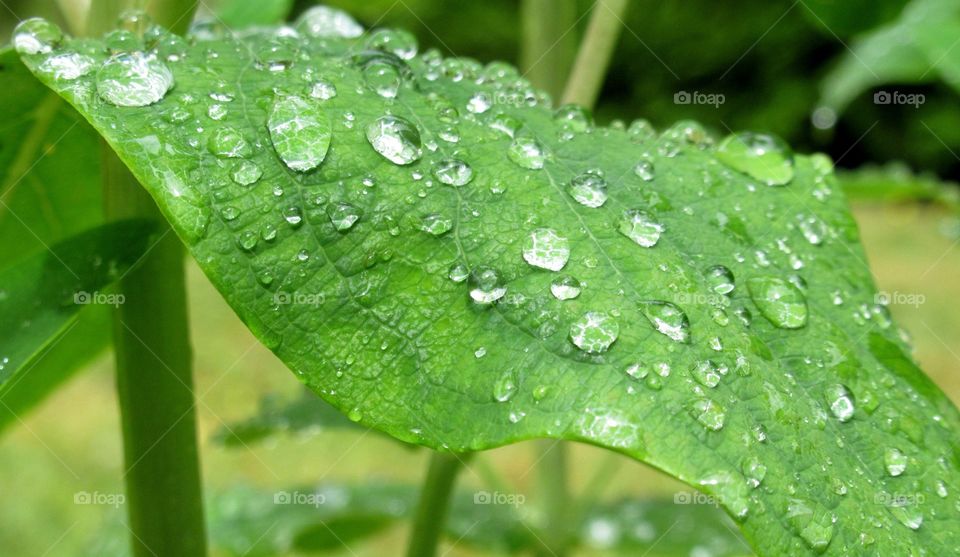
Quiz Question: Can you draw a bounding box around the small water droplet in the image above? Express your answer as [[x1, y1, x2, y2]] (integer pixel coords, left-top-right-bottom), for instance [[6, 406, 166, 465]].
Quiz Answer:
[[747, 277, 808, 329], [309, 80, 337, 100], [569, 312, 619, 354], [690, 398, 725, 431], [268, 95, 331, 172], [550, 275, 582, 300], [39, 52, 96, 80], [705, 265, 735, 295], [824, 384, 855, 422], [692, 360, 727, 388], [633, 158, 655, 181], [617, 209, 663, 247], [640, 301, 690, 343], [466, 92, 492, 114], [522, 228, 570, 271], [448, 262, 469, 283], [230, 160, 262, 186], [493, 370, 518, 402], [508, 135, 545, 170], [553, 104, 592, 132], [327, 202, 361, 231], [568, 171, 607, 208], [420, 213, 453, 236], [208, 127, 251, 158], [366, 115, 422, 165], [469, 266, 507, 304], [432, 158, 473, 186], [716, 132, 794, 186], [884, 447, 908, 477]]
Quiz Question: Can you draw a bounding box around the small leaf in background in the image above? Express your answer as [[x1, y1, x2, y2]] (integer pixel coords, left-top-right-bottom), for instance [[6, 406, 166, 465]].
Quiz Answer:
[[16, 7, 960, 555]]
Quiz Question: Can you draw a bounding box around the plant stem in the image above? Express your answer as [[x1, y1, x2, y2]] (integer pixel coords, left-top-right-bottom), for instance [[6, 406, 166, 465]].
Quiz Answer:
[[561, 0, 630, 108], [520, 0, 578, 100], [535, 440, 572, 557], [406, 451, 470, 557], [103, 150, 207, 557], [87, 0, 197, 35]]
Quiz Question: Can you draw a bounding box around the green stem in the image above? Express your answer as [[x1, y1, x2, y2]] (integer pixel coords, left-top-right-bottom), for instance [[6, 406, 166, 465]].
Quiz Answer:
[[406, 451, 470, 557], [87, 0, 198, 35], [535, 440, 572, 557], [561, 0, 630, 108], [520, 0, 578, 100], [103, 149, 207, 557]]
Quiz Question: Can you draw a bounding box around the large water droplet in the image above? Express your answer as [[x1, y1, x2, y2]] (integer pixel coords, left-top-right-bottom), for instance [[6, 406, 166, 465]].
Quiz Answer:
[[747, 277, 808, 329], [690, 398, 725, 431], [296, 5, 364, 38], [786, 499, 834, 553], [39, 52, 96, 80], [493, 370, 518, 402], [432, 158, 473, 186], [365, 28, 418, 60], [692, 360, 726, 388], [469, 266, 506, 304], [327, 202, 361, 231], [208, 127, 251, 158], [268, 95, 331, 172], [13, 18, 62, 55], [640, 301, 690, 343], [824, 384, 855, 422], [716, 132, 794, 186], [522, 228, 570, 271], [884, 447, 908, 476], [508, 135, 545, 170], [617, 209, 663, 247], [889, 503, 923, 530], [569, 312, 619, 354], [96, 52, 174, 107], [362, 60, 401, 98], [230, 160, 262, 186], [550, 275, 582, 300], [568, 171, 607, 208], [366, 115, 422, 165], [420, 213, 453, 236]]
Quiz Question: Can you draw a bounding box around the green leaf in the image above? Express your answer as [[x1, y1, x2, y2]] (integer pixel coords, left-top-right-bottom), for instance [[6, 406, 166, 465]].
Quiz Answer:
[[212, 0, 295, 28], [838, 162, 960, 207], [0, 220, 156, 396], [17, 11, 960, 555]]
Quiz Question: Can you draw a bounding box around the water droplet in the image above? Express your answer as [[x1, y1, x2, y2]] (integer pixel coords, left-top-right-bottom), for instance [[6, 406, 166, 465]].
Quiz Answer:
[[365, 115, 422, 165], [207, 127, 250, 158], [365, 28, 418, 60], [554, 104, 592, 132], [296, 5, 364, 38], [617, 209, 663, 247], [469, 266, 507, 304], [13, 18, 62, 55], [742, 456, 767, 488], [466, 92, 492, 114], [327, 202, 361, 231], [448, 262, 469, 283], [493, 370, 518, 402], [237, 230, 258, 251], [362, 60, 401, 98], [268, 95, 331, 172], [640, 301, 690, 343], [39, 52, 95, 80], [798, 215, 827, 245], [690, 398, 725, 431], [309, 80, 337, 100], [633, 158, 655, 181], [420, 213, 453, 236], [522, 228, 570, 271], [96, 52, 174, 107], [508, 135, 545, 170], [230, 160, 262, 186], [569, 312, 619, 354], [747, 277, 808, 329], [884, 447, 908, 476], [489, 113, 522, 137], [705, 265, 735, 295], [824, 384, 855, 422], [692, 360, 726, 388], [550, 275, 582, 300], [432, 158, 473, 186], [568, 171, 607, 208], [889, 504, 923, 530], [282, 205, 303, 227], [786, 499, 834, 552], [716, 132, 794, 186]]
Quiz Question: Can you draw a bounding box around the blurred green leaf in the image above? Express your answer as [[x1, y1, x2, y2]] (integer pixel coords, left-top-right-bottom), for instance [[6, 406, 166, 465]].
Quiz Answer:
[[801, 0, 908, 36], [0, 220, 156, 414], [18, 8, 960, 554], [212, 0, 294, 28], [838, 162, 960, 207]]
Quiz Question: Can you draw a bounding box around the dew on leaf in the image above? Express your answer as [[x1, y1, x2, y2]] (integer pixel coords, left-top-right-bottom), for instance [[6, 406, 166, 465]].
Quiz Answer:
[[690, 398, 725, 431], [884, 447, 908, 477], [448, 262, 469, 283], [568, 171, 608, 208], [522, 228, 570, 271], [365, 115, 422, 165], [237, 230, 258, 251], [207, 127, 251, 158], [786, 499, 834, 553], [468, 266, 506, 304], [365, 28, 418, 60], [230, 160, 262, 186], [296, 5, 364, 38], [420, 213, 453, 236], [633, 158, 655, 181], [39, 52, 95, 80], [466, 92, 492, 114], [432, 158, 473, 186], [617, 209, 663, 247], [889, 504, 923, 530], [747, 277, 808, 329], [705, 265, 735, 295], [640, 301, 690, 343], [550, 275, 582, 300], [824, 384, 855, 422], [692, 360, 726, 388], [493, 371, 518, 402], [327, 202, 361, 231], [362, 61, 402, 98], [716, 132, 794, 186], [268, 95, 331, 172], [554, 104, 592, 132], [282, 206, 303, 227], [742, 456, 767, 488], [96, 52, 174, 107], [13, 18, 62, 55], [508, 135, 545, 170], [309, 80, 337, 100], [569, 312, 619, 354]]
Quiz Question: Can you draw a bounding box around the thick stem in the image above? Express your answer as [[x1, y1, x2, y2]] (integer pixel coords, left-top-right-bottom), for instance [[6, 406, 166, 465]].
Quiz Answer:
[[535, 440, 572, 557], [520, 0, 578, 100], [103, 149, 207, 557], [561, 0, 630, 108], [406, 451, 470, 557]]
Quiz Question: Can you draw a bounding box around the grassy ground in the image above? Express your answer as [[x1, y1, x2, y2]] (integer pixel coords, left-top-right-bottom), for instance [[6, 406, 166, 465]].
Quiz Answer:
[[0, 203, 957, 556]]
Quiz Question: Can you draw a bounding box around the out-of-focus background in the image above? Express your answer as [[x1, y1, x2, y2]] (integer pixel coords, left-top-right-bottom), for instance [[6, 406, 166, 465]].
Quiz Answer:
[[1, 0, 959, 555]]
